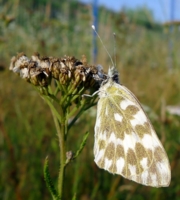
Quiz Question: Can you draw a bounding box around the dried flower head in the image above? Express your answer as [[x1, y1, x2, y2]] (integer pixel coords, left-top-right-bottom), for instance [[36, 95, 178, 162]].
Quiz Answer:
[[9, 53, 107, 97]]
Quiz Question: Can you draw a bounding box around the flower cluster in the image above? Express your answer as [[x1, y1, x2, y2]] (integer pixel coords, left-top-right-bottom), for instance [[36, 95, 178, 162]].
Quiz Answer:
[[9, 53, 105, 90]]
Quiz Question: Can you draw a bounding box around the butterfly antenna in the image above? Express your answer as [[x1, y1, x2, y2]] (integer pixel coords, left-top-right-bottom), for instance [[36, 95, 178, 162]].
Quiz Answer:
[[113, 33, 117, 68], [92, 25, 115, 67]]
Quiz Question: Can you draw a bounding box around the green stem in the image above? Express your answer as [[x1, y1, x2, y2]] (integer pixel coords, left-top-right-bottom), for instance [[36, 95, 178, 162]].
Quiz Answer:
[[45, 95, 66, 199], [44, 96, 63, 123], [58, 121, 66, 199], [52, 108, 66, 199]]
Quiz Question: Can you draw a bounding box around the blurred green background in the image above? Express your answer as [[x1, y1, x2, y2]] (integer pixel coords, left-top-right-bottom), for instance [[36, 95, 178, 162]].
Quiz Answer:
[[1, 0, 180, 199]]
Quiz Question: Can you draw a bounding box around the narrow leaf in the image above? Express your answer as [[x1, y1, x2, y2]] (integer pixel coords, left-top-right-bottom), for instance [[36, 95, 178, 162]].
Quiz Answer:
[[44, 157, 59, 200], [74, 131, 89, 159]]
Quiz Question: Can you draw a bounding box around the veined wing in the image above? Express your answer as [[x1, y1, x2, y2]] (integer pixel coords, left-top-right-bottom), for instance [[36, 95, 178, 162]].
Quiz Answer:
[[94, 82, 171, 187]]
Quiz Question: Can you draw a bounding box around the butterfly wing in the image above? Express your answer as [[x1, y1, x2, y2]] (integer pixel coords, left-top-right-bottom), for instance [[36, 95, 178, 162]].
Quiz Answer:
[[94, 81, 171, 187]]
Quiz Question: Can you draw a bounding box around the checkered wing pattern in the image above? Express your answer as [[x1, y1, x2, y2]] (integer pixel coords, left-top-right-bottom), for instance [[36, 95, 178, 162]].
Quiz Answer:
[[94, 80, 171, 187]]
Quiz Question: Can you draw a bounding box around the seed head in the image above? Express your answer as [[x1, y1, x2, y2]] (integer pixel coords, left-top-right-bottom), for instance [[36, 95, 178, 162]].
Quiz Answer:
[[9, 53, 107, 98]]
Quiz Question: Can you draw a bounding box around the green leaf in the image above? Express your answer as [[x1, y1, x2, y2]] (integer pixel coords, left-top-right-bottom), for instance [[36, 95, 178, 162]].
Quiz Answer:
[[73, 131, 89, 159], [44, 157, 59, 200]]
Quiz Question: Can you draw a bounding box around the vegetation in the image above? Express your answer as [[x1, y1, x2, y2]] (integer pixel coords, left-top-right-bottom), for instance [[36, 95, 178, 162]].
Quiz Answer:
[[0, 0, 180, 199]]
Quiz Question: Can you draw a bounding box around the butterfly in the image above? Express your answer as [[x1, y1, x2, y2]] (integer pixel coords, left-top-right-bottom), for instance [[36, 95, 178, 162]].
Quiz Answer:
[[92, 26, 171, 187]]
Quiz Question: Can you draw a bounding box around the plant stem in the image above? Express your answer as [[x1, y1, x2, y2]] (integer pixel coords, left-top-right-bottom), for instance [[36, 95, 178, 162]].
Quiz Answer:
[[52, 109, 66, 199], [43, 96, 63, 123], [45, 94, 66, 199]]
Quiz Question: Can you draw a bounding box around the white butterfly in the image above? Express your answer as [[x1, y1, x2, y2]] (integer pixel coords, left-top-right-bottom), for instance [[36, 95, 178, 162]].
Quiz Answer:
[[94, 66, 171, 187], [92, 26, 171, 187]]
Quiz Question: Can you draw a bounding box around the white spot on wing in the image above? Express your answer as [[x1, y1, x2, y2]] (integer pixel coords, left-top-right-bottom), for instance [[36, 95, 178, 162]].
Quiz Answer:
[[123, 133, 136, 153], [94, 149, 105, 163], [151, 132, 163, 147], [156, 161, 168, 175], [140, 170, 148, 184], [104, 158, 112, 170], [109, 132, 117, 143], [114, 113, 123, 122], [120, 99, 133, 110], [117, 138, 123, 146], [128, 164, 136, 175], [141, 134, 153, 149], [99, 131, 107, 141], [116, 158, 125, 174], [140, 157, 148, 169], [130, 110, 148, 127]]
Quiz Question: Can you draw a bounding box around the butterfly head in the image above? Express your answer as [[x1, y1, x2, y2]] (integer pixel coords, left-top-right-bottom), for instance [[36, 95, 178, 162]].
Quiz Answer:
[[108, 66, 119, 84], [99, 66, 120, 88]]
